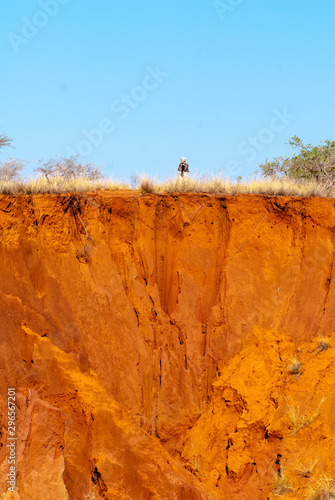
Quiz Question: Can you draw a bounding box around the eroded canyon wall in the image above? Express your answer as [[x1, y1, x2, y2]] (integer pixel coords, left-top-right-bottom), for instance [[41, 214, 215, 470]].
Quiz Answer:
[[0, 192, 335, 499]]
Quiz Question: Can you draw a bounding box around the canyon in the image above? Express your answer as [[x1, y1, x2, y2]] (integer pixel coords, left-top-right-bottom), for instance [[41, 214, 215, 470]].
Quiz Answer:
[[0, 191, 335, 499]]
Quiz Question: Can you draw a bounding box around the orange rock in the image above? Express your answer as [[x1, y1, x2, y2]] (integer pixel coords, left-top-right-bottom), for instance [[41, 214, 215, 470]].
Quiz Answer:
[[0, 192, 335, 499]]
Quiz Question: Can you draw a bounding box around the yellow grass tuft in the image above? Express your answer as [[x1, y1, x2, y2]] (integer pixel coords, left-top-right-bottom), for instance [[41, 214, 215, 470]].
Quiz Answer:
[[307, 473, 335, 499], [295, 458, 318, 478], [286, 397, 327, 434], [287, 356, 302, 375], [138, 176, 156, 194], [272, 470, 294, 496], [315, 336, 330, 354]]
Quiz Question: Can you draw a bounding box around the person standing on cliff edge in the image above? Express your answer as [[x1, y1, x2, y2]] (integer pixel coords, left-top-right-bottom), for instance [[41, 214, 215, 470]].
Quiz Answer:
[[178, 157, 189, 178]]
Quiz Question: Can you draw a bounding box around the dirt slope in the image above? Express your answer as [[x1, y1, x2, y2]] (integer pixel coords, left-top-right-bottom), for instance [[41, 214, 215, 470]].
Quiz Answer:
[[0, 191, 335, 499]]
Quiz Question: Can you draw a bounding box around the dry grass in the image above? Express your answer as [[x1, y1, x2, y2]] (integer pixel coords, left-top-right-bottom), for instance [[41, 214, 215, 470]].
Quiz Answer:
[[315, 337, 331, 354], [139, 176, 335, 197], [83, 491, 96, 500], [272, 470, 294, 496], [287, 356, 302, 375], [307, 474, 335, 499], [139, 176, 156, 194], [1, 174, 335, 197], [286, 397, 327, 434], [0, 176, 128, 195], [295, 458, 318, 478]]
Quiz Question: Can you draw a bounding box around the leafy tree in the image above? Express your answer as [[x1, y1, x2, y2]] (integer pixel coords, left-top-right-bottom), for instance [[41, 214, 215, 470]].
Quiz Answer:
[[259, 136, 335, 187]]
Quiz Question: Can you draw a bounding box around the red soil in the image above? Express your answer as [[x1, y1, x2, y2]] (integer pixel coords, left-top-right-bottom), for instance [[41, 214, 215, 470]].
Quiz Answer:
[[0, 191, 335, 499]]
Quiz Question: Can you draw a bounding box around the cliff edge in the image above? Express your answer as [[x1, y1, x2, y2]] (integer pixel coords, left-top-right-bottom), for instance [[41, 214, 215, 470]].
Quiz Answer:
[[1, 191, 335, 499]]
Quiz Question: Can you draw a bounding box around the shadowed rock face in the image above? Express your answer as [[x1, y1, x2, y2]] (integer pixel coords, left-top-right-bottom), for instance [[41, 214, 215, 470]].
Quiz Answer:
[[0, 191, 335, 499]]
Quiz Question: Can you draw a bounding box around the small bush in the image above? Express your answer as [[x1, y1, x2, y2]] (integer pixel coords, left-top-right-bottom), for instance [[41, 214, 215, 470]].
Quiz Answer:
[[0, 158, 25, 182], [316, 337, 330, 354], [139, 177, 156, 194], [307, 474, 335, 499], [286, 397, 327, 434], [35, 155, 104, 181], [295, 458, 318, 478], [287, 357, 302, 375], [272, 470, 294, 496]]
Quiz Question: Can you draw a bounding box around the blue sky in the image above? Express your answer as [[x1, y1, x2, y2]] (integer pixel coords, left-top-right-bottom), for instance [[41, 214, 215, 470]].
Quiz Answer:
[[1, 0, 335, 181]]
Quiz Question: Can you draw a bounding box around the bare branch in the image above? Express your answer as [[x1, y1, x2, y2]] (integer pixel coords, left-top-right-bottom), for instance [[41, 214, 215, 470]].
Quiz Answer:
[[35, 156, 104, 181], [0, 134, 12, 150], [0, 158, 25, 182]]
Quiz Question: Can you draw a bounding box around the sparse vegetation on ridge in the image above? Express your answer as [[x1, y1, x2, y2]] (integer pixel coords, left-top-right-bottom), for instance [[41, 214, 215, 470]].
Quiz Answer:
[[2, 173, 335, 197], [0, 149, 128, 194], [2, 134, 335, 197], [259, 136, 335, 187], [35, 155, 104, 181], [138, 176, 334, 197], [0, 176, 128, 195], [0, 158, 24, 182], [138, 176, 156, 194]]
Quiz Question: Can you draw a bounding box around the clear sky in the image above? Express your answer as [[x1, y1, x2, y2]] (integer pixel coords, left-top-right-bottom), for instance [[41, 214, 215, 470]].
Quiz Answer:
[[1, 0, 335, 181]]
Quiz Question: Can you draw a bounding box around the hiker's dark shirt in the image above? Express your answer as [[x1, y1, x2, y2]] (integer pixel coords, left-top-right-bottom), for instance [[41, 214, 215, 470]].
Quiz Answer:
[[178, 163, 189, 176]]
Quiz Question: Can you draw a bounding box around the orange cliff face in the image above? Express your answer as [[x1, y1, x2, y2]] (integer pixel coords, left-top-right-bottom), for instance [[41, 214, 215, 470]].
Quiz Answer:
[[0, 191, 335, 499]]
